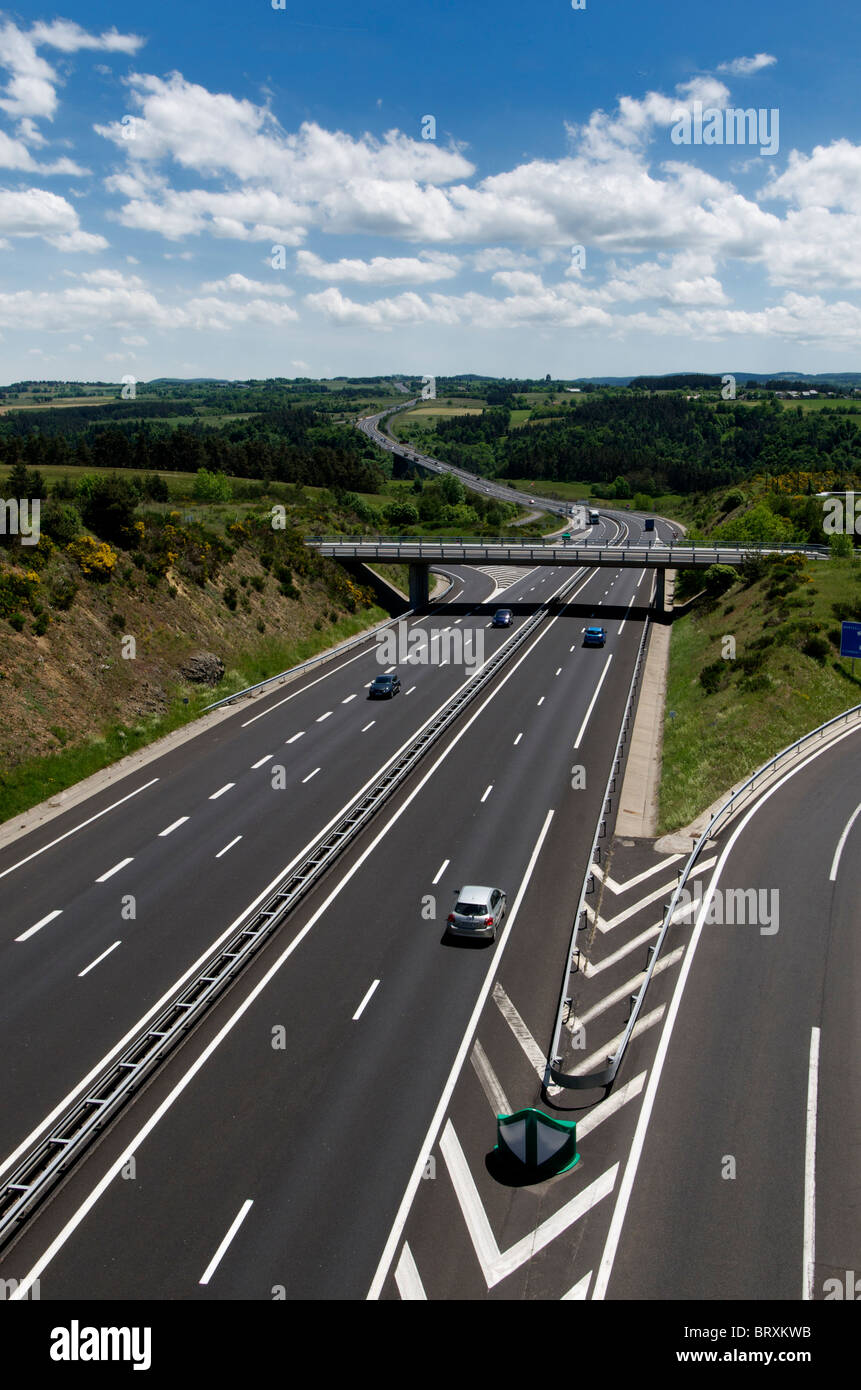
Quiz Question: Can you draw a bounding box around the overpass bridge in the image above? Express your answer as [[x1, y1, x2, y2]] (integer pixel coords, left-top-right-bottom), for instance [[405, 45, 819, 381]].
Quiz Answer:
[[305, 535, 829, 611]]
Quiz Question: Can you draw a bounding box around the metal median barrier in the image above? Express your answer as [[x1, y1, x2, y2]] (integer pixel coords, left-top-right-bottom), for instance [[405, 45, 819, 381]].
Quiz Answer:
[[0, 567, 587, 1253], [547, 697, 861, 1092]]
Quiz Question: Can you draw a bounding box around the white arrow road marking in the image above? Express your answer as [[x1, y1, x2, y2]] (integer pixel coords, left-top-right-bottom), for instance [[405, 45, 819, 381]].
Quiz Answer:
[[395, 1243, 427, 1300], [470, 1040, 511, 1118], [440, 1121, 618, 1289]]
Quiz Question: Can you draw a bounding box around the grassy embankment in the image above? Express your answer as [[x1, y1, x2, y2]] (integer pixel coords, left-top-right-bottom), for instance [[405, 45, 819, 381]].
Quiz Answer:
[[657, 554, 861, 832]]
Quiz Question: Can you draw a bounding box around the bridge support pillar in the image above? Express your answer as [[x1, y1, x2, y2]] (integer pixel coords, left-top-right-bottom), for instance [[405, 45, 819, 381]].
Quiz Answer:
[[654, 568, 669, 619], [409, 562, 431, 611]]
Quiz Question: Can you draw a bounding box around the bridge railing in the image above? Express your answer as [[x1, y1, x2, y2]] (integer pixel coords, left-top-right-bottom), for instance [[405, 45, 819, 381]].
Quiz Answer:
[[304, 534, 831, 558]]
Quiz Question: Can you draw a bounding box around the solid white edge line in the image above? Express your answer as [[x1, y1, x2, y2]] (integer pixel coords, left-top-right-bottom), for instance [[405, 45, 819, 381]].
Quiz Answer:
[[366, 808, 555, 1299], [572, 654, 613, 750], [0, 779, 159, 884], [828, 801, 861, 881], [803, 1026, 820, 1300], [15, 909, 63, 943], [95, 857, 134, 883], [591, 723, 860, 1301], [199, 1199, 254, 1286], [78, 941, 121, 978], [352, 979, 381, 1021]]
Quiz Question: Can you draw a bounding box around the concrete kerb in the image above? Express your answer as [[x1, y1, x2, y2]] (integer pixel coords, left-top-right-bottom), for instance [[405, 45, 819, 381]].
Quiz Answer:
[[0, 574, 456, 854]]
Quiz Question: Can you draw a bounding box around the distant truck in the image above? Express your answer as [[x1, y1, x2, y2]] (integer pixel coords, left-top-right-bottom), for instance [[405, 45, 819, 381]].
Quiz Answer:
[[588, 509, 600, 524], [644, 517, 655, 531]]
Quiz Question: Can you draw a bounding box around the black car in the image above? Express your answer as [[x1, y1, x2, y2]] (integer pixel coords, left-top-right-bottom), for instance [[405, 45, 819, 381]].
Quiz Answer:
[[368, 673, 401, 698], [492, 608, 513, 628]]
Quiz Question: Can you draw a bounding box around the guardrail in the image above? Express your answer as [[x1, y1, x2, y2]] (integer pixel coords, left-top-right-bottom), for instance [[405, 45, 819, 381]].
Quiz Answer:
[[545, 600, 653, 1090], [547, 697, 861, 1091], [0, 565, 589, 1254], [200, 571, 455, 716]]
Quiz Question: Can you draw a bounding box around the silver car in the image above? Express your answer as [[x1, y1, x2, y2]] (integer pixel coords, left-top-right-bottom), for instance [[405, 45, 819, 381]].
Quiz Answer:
[[446, 885, 507, 942]]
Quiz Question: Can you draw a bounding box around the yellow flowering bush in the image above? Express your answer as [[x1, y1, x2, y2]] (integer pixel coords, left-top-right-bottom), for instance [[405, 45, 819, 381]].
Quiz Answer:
[[66, 535, 118, 581]]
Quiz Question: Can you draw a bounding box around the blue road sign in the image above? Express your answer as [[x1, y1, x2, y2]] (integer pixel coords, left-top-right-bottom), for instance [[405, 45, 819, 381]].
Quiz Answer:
[[840, 621, 861, 659]]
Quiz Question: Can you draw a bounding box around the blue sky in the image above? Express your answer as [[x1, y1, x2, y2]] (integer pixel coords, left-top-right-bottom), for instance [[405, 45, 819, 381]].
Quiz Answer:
[[1, 0, 860, 382]]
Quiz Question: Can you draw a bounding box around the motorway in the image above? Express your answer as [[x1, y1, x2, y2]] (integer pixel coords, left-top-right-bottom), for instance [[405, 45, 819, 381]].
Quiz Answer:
[[0, 509, 662, 1297], [2, 476, 856, 1302]]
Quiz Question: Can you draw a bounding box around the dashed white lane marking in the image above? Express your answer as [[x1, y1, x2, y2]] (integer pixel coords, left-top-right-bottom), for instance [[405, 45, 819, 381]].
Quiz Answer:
[[395, 1243, 427, 1301], [432, 858, 450, 886], [251, 755, 273, 769], [209, 783, 235, 801], [830, 802, 861, 881], [561, 1272, 593, 1300], [803, 1026, 820, 1300], [361, 721, 375, 732], [440, 1121, 618, 1289], [555, 667, 562, 676], [199, 1199, 254, 1286], [572, 655, 612, 750], [454, 618, 462, 624], [513, 732, 523, 745], [96, 857, 133, 882], [302, 768, 321, 784], [342, 694, 357, 704], [385, 667, 396, 675], [16, 909, 63, 943], [216, 837, 242, 859], [353, 979, 380, 1021], [78, 940, 121, 978], [492, 983, 546, 1082], [406, 686, 416, 695], [570, 1006, 666, 1076], [316, 711, 332, 722], [0, 778, 158, 885], [471, 1039, 511, 1117], [286, 732, 304, 744], [159, 818, 188, 838], [537, 696, 545, 706], [480, 785, 493, 803]]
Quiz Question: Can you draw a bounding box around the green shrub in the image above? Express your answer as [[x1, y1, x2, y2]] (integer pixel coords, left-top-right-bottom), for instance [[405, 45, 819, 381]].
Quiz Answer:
[[700, 660, 725, 694]]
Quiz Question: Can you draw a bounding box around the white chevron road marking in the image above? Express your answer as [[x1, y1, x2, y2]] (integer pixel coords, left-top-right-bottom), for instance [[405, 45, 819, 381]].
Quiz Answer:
[[561, 1271, 593, 1299], [395, 1243, 427, 1300], [440, 1120, 618, 1289], [569, 1006, 665, 1076], [471, 1039, 511, 1117]]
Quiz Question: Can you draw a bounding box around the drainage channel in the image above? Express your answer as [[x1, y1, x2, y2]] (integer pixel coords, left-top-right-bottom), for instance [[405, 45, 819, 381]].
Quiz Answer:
[[0, 570, 589, 1252]]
